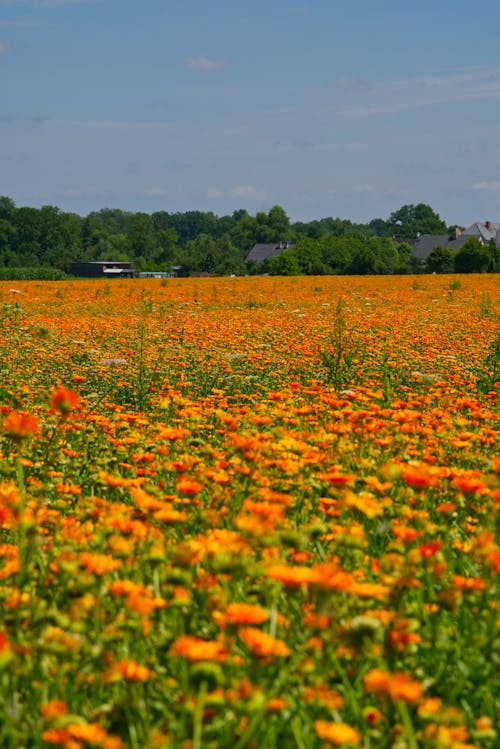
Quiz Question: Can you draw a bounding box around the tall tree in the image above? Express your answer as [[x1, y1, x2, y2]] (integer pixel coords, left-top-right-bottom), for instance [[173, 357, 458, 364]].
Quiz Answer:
[[388, 203, 447, 238]]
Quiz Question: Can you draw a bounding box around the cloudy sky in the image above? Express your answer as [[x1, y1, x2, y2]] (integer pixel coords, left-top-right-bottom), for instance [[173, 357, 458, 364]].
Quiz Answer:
[[1, 0, 500, 225]]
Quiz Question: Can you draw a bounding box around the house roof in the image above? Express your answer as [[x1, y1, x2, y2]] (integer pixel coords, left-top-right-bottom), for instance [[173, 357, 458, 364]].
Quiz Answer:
[[410, 234, 470, 261], [463, 222, 500, 242], [246, 242, 295, 263]]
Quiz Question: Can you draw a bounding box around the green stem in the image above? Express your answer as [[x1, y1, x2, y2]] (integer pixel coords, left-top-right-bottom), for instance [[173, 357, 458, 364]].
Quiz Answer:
[[193, 680, 208, 749], [397, 699, 419, 749], [15, 452, 28, 586]]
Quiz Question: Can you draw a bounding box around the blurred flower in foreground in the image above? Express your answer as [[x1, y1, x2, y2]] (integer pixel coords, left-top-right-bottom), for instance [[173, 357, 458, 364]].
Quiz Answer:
[[51, 386, 80, 417], [314, 720, 361, 745], [2, 410, 40, 441]]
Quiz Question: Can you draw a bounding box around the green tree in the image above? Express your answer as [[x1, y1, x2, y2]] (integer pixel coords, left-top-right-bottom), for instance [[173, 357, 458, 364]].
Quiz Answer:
[[425, 246, 456, 273], [268, 248, 301, 275], [128, 212, 160, 267], [388, 203, 447, 239], [454, 238, 490, 273], [0, 218, 17, 266]]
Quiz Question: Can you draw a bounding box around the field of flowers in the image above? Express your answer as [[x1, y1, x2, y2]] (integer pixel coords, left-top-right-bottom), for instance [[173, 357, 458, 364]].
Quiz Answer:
[[0, 274, 499, 749]]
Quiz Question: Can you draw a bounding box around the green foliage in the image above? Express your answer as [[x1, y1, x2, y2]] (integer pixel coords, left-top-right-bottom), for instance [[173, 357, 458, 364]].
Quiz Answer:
[[454, 238, 491, 273], [387, 203, 447, 239], [0, 267, 71, 280], [425, 245, 456, 274], [0, 195, 497, 278], [475, 332, 500, 394], [319, 299, 366, 390]]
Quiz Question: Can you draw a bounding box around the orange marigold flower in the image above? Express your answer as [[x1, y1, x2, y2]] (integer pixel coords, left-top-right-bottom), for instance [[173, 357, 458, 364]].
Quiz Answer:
[[41, 728, 76, 747], [168, 634, 228, 662], [51, 386, 80, 416], [66, 722, 107, 743], [451, 575, 486, 591], [401, 465, 438, 489], [452, 476, 488, 494], [419, 540, 441, 558], [40, 700, 69, 720], [2, 410, 40, 441], [304, 684, 344, 710], [316, 471, 356, 486], [314, 720, 361, 745], [106, 658, 152, 682], [223, 602, 269, 626], [80, 552, 122, 576], [349, 581, 390, 599], [266, 563, 321, 588], [266, 697, 288, 712], [238, 627, 290, 657], [125, 594, 167, 616], [364, 668, 423, 703], [176, 478, 203, 495]]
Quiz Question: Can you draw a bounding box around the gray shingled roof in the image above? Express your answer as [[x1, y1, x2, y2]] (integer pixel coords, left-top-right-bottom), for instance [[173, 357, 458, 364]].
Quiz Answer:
[[463, 222, 500, 242], [411, 234, 470, 261], [246, 242, 295, 263]]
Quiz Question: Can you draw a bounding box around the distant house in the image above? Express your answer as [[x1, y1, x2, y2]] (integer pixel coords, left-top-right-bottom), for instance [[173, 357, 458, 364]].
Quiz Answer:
[[463, 221, 500, 243], [411, 221, 500, 263], [70, 261, 136, 278], [246, 241, 295, 264], [411, 232, 470, 262]]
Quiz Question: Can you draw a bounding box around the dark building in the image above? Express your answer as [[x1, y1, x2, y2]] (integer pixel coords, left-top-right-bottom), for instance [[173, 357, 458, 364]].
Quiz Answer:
[[70, 261, 136, 278], [245, 241, 295, 264]]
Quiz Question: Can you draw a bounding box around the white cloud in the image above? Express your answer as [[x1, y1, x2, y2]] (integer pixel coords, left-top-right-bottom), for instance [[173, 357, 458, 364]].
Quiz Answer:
[[230, 185, 262, 197], [184, 56, 225, 74], [472, 180, 500, 193]]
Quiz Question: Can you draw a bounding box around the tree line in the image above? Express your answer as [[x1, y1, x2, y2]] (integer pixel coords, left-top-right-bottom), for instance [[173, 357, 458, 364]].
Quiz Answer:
[[0, 195, 496, 276]]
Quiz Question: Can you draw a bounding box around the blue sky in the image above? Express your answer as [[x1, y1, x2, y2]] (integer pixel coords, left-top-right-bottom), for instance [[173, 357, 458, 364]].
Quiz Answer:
[[1, 0, 500, 226]]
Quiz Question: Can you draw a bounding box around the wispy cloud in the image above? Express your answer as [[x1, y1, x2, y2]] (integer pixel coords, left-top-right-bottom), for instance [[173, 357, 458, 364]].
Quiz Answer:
[[184, 56, 225, 74], [49, 119, 175, 130], [143, 187, 168, 197], [0, 40, 10, 55], [208, 185, 265, 200], [328, 65, 500, 117], [472, 180, 500, 193]]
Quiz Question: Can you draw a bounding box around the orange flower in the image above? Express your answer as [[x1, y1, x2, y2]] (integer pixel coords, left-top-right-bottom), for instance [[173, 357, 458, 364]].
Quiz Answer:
[[314, 720, 361, 745], [266, 697, 288, 712], [267, 563, 321, 588], [316, 470, 356, 486], [238, 627, 290, 657], [304, 684, 344, 710], [401, 465, 438, 489], [452, 476, 488, 494], [176, 478, 203, 495], [80, 552, 122, 576], [40, 700, 69, 720], [168, 634, 229, 662], [364, 668, 423, 703], [51, 386, 80, 416], [2, 410, 40, 441], [222, 602, 269, 626], [105, 658, 152, 682]]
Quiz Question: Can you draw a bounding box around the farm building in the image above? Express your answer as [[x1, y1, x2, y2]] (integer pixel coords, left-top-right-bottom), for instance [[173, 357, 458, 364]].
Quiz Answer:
[[70, 261, 136, 278]]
